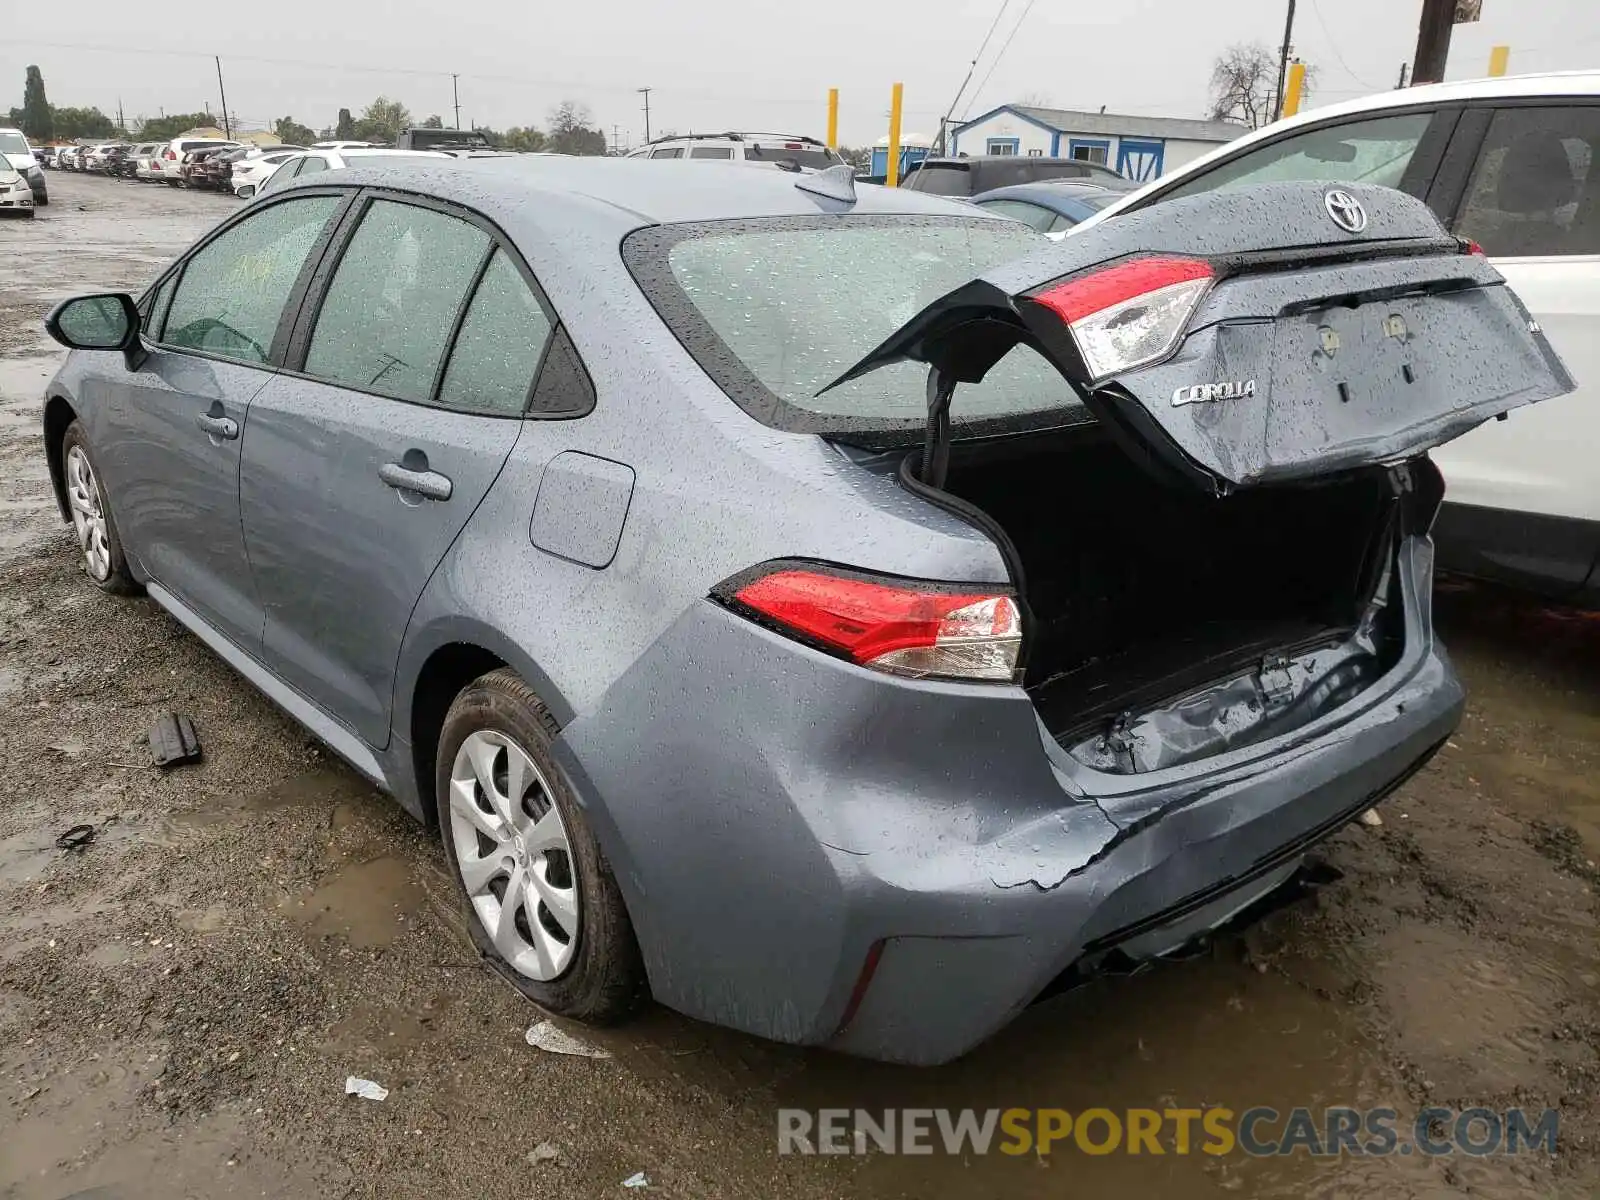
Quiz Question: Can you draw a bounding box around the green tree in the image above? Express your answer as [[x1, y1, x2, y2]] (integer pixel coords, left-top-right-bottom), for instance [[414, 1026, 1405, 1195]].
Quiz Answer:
[[51, 106, 117, 140], [274, 116, 317, 146], [422, 114, 444, 128], [334, 108, 355, 140], [353, 96, 411, 143], [133, 111, 214, 141], [21, 66, 52, 142], [499, 126, 548, 153], [836, 145, 871, 172], [546, 100, 606, 156]]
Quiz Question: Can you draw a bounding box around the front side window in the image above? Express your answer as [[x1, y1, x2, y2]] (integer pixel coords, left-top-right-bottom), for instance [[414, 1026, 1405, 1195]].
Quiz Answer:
[[627, 216, 1076, 435], [1161, 112, 1432, 200], [305, 199, 490, 403], [437, 249, 555, 415], [1453, 105, 1600, 257], [162, 195, 341, 364]]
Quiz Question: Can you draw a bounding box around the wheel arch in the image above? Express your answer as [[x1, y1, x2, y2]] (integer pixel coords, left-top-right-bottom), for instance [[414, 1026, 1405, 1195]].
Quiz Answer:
[[400, 622, 577, 828], [43, 395, 77, 522]]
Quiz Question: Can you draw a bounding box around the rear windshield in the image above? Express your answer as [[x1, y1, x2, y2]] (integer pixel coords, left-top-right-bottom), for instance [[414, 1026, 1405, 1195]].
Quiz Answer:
[[624, 215, 1081, 438], [901, 164, 971, 195], [180, 141, 233, 152], [0, 131, 29, 154], [406, 130, 491, 150], [743, 145, 841, 170]]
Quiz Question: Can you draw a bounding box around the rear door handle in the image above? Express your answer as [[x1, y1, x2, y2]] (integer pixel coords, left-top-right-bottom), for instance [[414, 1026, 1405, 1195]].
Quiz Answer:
[[379, 462, 453, 502], [195, 412, 238, 440]]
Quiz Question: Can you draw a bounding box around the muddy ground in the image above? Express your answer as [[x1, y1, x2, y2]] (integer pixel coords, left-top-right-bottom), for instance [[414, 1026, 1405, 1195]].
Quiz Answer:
[[2, 171, 1599, 1199]]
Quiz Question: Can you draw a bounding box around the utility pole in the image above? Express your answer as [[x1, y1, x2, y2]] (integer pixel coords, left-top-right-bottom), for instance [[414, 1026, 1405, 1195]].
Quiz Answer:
[[1272, 0, 1298, 122], [613, 124, 621, 154], [214, 56, 232, 138], [638, 87, 652, 143], [1411, 0, 1454, 86], [1397, 61, 1411, 88], [452, 74, 461, 129], [117, 98, 125, 136]]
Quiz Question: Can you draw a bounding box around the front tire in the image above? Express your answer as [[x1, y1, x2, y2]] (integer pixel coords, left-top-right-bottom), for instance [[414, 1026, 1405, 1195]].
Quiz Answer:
[[61, 422, 138, 594], [436, 669, 645, 1024]]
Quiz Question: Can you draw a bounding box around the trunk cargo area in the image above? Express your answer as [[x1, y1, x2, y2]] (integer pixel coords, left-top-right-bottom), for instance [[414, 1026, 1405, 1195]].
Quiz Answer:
[[935, 425, 1406, 771]]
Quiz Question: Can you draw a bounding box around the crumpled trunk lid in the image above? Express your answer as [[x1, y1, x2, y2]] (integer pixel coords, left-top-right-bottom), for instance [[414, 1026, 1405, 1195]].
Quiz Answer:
[[827, 181, 1573, 492]]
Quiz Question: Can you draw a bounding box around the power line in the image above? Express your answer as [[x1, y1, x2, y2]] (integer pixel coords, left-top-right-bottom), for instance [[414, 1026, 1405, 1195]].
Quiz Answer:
[[1305, 0, 1381, 89], [938, 0, 1011, 151], [964, 0, 1039, 118]]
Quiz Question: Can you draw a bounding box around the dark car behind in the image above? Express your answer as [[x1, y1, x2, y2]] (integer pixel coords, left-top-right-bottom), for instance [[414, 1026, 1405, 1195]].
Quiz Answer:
[[901, 155, 1136, 197]]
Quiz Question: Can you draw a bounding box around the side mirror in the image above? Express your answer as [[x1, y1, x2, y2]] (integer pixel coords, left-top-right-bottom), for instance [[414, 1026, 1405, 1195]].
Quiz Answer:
[[45, 293, 140, 352]]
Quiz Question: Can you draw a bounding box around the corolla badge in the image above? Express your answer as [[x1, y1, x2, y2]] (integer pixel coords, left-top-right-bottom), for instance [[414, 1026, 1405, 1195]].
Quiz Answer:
[[1324, 189, 1368, 233], [1172, 379, 1257, 407]]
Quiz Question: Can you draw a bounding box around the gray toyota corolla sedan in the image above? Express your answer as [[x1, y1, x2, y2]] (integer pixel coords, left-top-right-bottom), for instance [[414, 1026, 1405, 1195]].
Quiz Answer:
[[39, 159, 1570, 1064]]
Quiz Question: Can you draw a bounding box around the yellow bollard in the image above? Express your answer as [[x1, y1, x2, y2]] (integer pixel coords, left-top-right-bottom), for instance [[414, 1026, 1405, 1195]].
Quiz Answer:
[[827, 88, 839, 150], [1282, 62, 1307, 117], [886, 82, 904, 187], [1488, 45, 1510, 76]]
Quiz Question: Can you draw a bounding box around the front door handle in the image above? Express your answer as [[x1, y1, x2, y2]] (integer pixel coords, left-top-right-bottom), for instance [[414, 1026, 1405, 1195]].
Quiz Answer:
[[379, 462, 453, 502], [195, 412, 238, 440]]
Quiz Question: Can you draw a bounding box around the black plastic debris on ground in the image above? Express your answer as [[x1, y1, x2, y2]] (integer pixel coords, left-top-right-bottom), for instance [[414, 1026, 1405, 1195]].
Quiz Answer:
[[55, 824, 96, 853], [150, 713, 202, 768]]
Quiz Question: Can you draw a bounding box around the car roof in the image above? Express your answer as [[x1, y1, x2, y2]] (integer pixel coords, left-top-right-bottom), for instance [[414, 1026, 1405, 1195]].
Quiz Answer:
[[294, 154, 990, 228], [335, 148, 452, 158]]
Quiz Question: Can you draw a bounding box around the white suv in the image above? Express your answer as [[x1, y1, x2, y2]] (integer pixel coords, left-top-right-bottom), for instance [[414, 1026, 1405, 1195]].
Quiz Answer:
[[156, 137, 239, 184], [627, 132, 844, 171], [1083, 72, 1600, 605]]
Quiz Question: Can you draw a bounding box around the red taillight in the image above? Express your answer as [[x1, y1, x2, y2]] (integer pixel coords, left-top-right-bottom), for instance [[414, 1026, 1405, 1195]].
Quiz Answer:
[[1032, 256, 1213, 324], [726, 567, 1021, 682], [1027, 256, 1215, 383], [1462, 238, 1485, 256]]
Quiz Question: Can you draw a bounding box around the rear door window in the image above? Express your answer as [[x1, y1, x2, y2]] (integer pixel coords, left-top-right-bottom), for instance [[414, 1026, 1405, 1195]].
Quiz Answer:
[[689, 146, 734, 160], [304, 198, 490, 403], [650, 147, 684, 159], [436, 249, 555, 415], [1161, 112, 1433, 199], [1452, 105, 1600, 256], [162, 195, 341, 364], [298, 155, 329, 176]]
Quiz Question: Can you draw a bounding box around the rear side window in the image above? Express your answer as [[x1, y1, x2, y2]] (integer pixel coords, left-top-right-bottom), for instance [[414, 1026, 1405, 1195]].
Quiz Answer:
[[626, 215, 1075, 435], [1161, 112, 1431, 199], [305, 199, 490, 403], [901, 164, 970, 195], [689, 147, 734, 160], [162, 195, 340, 364], [437, 249, 554, 415], [1453, 106, 1600, 257]]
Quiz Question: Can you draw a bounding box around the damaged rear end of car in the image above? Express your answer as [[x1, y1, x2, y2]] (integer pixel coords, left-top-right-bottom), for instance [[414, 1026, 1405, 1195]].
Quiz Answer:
[[591, 180, 1569, 1065]]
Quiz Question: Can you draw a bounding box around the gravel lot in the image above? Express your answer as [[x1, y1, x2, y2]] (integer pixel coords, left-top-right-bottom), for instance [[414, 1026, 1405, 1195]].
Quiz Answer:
[[3, 171, 1600, 1200]]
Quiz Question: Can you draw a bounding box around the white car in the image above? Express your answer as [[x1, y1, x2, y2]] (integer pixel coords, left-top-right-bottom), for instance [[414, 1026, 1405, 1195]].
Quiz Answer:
[[156, 137, 239, 185], [130, 143, 164, 181], [626, 132, 845, 170], [0, 127, 47, 205], [1082, 72, 1600, 605], [0, 161, 34, 216], [230, 148, 303, 198], [258, 148, 451, 194]]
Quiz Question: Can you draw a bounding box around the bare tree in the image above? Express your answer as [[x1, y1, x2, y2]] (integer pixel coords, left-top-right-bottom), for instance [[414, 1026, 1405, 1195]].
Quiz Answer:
[[1207, 42, 1277, 128], [1016, 90, 1053, 109]]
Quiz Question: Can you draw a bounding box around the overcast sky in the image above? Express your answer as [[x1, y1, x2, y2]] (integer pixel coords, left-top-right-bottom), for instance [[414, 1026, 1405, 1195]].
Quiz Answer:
[[6, 0, 1597, 147]]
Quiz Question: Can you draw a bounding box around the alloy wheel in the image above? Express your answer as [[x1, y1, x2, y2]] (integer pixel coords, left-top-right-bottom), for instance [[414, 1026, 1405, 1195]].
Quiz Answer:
[[448, 729, 580, 980], [65, 445, 111, 581]]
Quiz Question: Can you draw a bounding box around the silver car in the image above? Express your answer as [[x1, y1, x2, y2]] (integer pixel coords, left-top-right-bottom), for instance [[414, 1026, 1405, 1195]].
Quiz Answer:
[[38, 160, 1570, 1063]]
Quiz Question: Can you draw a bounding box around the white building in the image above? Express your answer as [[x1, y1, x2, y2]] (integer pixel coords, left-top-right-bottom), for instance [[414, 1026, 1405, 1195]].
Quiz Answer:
[[951, 104, 1247, 182]]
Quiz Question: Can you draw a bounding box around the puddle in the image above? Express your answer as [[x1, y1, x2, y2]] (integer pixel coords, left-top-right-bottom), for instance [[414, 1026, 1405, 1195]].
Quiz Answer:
[[279, 856, 424, 948], [0, 352, 60, 401], [172, 766, 378, 829]]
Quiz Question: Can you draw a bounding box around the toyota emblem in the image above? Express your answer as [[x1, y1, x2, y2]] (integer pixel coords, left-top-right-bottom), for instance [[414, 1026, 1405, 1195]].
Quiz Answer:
[[1324, 189, 1368, 233]]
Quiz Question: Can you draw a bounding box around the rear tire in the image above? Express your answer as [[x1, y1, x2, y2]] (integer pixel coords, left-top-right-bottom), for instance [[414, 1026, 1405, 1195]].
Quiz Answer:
[[436, 669, 645, 1024], [60, 421, 138, 594]]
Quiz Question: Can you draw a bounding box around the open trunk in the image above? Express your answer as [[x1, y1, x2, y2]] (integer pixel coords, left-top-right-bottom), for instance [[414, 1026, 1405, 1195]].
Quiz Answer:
[[825, 180, 1572, 773], [926, 424, 1413, 773]]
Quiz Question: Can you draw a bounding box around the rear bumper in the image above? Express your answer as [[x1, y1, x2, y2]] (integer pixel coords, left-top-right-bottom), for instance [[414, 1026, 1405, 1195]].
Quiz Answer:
[[556, 536, 1460, 1064]]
